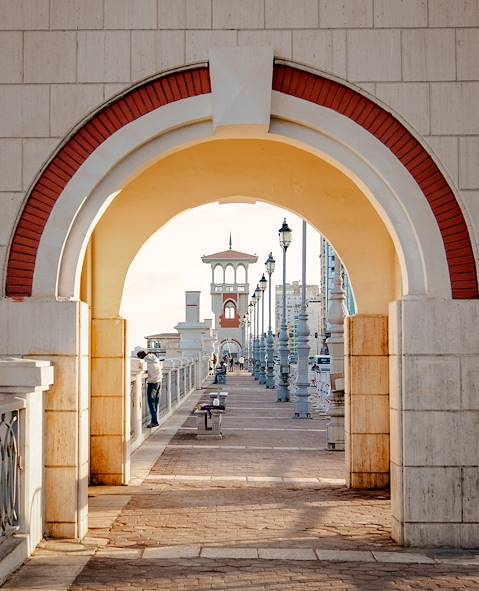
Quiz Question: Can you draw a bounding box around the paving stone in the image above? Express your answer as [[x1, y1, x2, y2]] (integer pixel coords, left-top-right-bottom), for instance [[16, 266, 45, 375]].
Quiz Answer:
[[258, 548, 317, 560], [96, 548, 141, 559], [201, 547, 259, 559], [143, 545, 201, 558], [316, 549, 376, 562], [372, 551, 435, 563]]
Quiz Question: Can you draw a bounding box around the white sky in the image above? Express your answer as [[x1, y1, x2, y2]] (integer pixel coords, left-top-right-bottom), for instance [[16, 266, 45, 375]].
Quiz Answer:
[[121, 202, 324, 349]]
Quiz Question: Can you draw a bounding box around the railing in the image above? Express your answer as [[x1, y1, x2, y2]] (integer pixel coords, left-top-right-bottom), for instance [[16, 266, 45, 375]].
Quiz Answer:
[[0, 410, 19, 540], [129, 356, 204, 453], [141, 377, 149, 429], [212, 283, 247, 293]]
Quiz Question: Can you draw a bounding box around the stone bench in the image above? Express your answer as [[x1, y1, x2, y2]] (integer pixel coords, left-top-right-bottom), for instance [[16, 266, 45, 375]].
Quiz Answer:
[[194, 404, 224, 440]]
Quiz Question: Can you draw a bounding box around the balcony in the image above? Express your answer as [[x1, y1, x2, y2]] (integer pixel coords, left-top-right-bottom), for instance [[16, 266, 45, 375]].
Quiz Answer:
[[211, 283, 247, 293]]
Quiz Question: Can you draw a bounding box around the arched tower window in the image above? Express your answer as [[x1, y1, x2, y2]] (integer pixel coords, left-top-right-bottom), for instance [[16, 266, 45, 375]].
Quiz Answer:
[[224, 301, 236, 319], [213, 264, 223, 284], [224, 265, 235, 284], [236, 264, 246, 284]]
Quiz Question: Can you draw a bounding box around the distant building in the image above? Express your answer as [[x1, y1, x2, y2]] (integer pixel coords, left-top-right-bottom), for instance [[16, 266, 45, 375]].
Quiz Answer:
[[201, 237, 257, 358], [275, 281, 320, 354], [142, 333, 181, 359], [320, 237, 356, 344]]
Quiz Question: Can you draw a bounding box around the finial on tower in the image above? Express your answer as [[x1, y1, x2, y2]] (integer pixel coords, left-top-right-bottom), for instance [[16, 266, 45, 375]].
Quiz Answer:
[[229, 232, 232, 250]]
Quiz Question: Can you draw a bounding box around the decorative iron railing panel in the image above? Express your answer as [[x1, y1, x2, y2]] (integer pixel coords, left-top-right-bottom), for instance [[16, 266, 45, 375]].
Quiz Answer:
[[0, 410, 19, 540]]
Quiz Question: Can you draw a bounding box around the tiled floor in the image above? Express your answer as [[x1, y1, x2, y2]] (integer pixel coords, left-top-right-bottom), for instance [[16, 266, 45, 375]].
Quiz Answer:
[[3, 373, 479, 591]]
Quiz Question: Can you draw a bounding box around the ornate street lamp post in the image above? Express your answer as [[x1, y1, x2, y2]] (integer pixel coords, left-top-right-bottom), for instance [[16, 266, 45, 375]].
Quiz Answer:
[[241, 314, 247, 359], [251, 294, 257, 377], [278, 218, 292, 402], [265, 252, 276, 389], [259, 274, 267, 385], [294, 220, 312, 418], [254, 284, 261, 380], [248, 301, 253, 371]]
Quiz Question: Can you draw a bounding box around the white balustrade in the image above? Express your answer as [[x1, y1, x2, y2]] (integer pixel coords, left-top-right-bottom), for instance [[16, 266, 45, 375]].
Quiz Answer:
[[0, 358, 53, 585]]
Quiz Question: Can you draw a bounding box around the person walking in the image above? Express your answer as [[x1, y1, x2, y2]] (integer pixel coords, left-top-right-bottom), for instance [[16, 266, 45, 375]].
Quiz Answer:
[[137, 350, 162, 428], [239, 355, 245, 370]]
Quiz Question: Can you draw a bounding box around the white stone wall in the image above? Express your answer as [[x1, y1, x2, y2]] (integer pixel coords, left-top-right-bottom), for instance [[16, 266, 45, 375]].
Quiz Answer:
[[1, 0, 479, 288]]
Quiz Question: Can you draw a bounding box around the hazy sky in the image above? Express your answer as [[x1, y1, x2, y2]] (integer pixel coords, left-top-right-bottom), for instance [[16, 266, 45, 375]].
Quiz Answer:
[[120, 202, 325, 348]]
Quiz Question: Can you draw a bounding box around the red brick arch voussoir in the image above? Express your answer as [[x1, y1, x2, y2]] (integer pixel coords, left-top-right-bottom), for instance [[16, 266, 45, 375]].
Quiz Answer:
[[272, 64, 478, 300], [6, 67, 211, 298], [5, 64, 478, 299]]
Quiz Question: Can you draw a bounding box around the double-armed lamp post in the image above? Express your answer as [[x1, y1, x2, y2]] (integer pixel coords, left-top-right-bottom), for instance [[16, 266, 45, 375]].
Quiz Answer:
[[278, 218, 292, 402], [265, 252, 276, 389]]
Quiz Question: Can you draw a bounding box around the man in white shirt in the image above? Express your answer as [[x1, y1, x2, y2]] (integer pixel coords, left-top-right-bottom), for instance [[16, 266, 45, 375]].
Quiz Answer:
[[137, 350, 162, 427]]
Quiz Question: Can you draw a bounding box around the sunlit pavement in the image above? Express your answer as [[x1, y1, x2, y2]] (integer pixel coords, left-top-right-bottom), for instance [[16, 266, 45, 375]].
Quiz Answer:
[[3, 373, 479, 590]]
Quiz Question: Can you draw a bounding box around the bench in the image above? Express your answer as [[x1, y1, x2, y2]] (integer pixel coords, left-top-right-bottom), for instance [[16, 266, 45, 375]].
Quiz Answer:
[[194, 403, 224, 440]]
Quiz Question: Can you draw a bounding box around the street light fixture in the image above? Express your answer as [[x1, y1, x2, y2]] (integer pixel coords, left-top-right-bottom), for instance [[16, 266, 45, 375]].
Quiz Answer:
[[259, 273, 267, 385], [265, 252, 276, 389], [278, 218, 292, 402], [254, 284, 261, 380]]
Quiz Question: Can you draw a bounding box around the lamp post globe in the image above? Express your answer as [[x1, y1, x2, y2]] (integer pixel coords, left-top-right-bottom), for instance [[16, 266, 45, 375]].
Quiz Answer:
[[258, 274, 267, 385], [265, 252, 276, 389], [254, 285, 261, 380], [278, 218, 292, 402]]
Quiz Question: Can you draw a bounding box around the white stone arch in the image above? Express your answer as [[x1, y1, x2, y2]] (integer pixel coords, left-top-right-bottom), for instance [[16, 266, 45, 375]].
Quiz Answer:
[[29, 57, 454, 303]]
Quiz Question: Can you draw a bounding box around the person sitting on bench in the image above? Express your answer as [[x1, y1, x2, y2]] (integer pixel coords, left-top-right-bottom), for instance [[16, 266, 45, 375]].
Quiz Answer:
[[214, 361, 227, 384]]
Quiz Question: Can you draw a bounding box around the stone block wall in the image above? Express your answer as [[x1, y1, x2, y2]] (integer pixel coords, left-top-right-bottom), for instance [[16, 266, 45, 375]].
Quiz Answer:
[[1, 1, 479, 288], [390, 297, 479, 547]]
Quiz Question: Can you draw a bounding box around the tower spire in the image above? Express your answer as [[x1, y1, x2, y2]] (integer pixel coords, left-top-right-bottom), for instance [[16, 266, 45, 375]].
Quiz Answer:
[[229, 232, 232, 250]]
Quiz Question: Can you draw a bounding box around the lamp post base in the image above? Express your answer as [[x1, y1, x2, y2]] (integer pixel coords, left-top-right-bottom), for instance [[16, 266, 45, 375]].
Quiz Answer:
[[278, 375, 290, 402]]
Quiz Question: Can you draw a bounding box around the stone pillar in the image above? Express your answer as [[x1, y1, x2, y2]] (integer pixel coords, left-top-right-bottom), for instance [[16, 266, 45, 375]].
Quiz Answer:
[[0, 298, 89, 539], [390, 297, 479, 548], [345, 315, 389, 489], [0, 358, 54, 557], [90, 316, 129, 485], [326, 262, 347, 449]]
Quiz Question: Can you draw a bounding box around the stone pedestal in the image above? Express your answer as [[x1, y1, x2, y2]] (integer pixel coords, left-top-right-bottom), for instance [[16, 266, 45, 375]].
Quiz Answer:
[[345, 315, 389, 489], [195, 409, 223, 439], [327, 374, 344, 450], [0, 299, 90, 540]]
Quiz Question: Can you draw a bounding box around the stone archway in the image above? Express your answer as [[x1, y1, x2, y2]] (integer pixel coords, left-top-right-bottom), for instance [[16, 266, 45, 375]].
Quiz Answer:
[[2, 49, 479, 547]]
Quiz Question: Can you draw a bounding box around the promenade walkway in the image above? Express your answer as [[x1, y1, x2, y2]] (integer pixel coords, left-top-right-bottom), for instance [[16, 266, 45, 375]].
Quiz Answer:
[[3, 373, 479, 590]]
